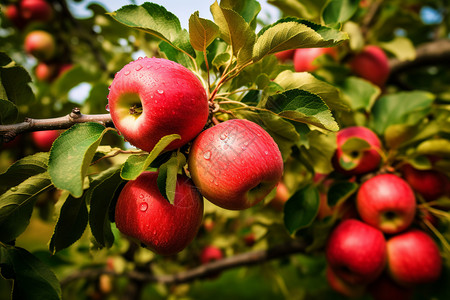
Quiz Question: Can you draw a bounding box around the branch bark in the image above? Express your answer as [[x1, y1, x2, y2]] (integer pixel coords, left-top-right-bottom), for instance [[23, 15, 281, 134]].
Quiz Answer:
[[0, 108, 113, 143], [60, 239, 307, 286]]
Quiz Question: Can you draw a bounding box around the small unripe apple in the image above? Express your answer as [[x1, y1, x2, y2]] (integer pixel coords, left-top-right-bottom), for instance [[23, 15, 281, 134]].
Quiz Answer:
[[293, 47, 337, 72], [114, 172, 204, 255], [326, 265, 366, 298], [200, 245, 223, 264], [326, 219, 387, 285], [349, 45, 390, 87], [20, 0, 53, 22], [401, 164, 449, 201], [387, 229, 442, 285], [107, 57, 208, 152], [188, 119, 283, 210], [24, 30, 56, 61], [274, 49, 295, 62], [356, 174, 416, 234], [332, 126, 382, 175], [31, 130, 60, 151]]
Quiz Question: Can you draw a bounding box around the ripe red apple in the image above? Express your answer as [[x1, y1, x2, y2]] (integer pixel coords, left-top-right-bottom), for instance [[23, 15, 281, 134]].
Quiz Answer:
[[188, 119, 283, 210], [114, 171, 204, 255], [35, 62, 57, 82], [31, 130, 60, 151], [326, 265, 366, 298], [401, 164, 449, 201], [387, 229, 442, 285], [4, 4, 27, 28], [107, 57, 208, 152], [274, 49, 295, 62], [332, 126, 382, 175], [20, 0, 53, 22], [349, 45, 390, 87], [356, 174, 416, 234], [293, 47, 337, 72], [24, 30, 56, 61], [368, 274, 413, 300], [200, 245, 223, 264], [326, 219, 387, 285]]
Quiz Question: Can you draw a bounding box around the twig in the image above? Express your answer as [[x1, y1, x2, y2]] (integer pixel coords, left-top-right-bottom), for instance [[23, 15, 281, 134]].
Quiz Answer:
[[60, 239, 307, 286], [0, 108, 113, 142]]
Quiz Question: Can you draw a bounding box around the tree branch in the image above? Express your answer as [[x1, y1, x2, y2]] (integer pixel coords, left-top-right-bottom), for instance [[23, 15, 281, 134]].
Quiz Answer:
[[0, 108, 113, 143], [60, 239, 307, 286]]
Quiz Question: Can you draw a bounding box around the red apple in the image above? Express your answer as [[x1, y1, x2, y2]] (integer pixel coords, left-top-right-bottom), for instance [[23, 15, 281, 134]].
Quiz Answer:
[[114, 171, 204, 255], [24, 30, 56, 61], [326, 265, 366, 298], [368, 274, 413, 300], [274, 49, 295, 62], [401, 164, 449, 201], [20, 0, 53, 22], [326, 219, 387, 285], [293, 47, 337, 72], [35, 62, 57, 82], [268, 181, 289, 211], [387, 229, 442, 285], [332, 126, 382, 175], [107, 57, 208, 152], [356, 174, 416, 234], [349, 45, 390, 87], [31, 130, 60, 151], [200, 245, 223, 264], [188, 119, 284, 210], [4, 4, 27, 28]]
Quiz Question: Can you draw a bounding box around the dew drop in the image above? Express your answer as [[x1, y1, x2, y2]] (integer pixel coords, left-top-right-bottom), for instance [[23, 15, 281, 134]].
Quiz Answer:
[[220, 133, 227, 140], [10, 187, 18, 192], [135, 64, 143, 71], [139, 202, 148, 212], [214, 181, 219, 186], [264, 150, 269, 155], [139, 194, 144, 199], [137, 56, 143, 60], [105, 104, 109, 112], [203, 151, 211, 160], [124, 70, 131, 76], [157, 89, 164, 94]]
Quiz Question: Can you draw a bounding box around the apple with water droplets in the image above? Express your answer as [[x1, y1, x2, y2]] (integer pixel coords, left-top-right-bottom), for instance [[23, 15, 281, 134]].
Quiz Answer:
[[356, 173, 416, 234], [114, 171, 204, 255], [107, 57, 209, 152], [326, 219, 387, 285], [188, 119, 283, 210]]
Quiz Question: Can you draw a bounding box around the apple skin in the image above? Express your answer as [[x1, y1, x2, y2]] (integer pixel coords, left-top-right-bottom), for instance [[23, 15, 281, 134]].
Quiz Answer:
[[326, 219, 387, 285], [200, 245, 223, 264], [268, 181, 289, 211], [107, 57, 208, 152], [114, 171, 204, 255], [349, 45, 390, 87], [326, 265, 366, 298], [188, 119, 283, 210], [31, 130, 60, 151], [293, 47, 337, 72], [401, 164, 449, 201], [356, 174, 416, 234], [35, 62, 57, 82], [24, 30, 56, 61], [332, 126, 382, 175], [387, 229, 442, 285], [274, 49, 295, 62], [20, 0, 53, 22]]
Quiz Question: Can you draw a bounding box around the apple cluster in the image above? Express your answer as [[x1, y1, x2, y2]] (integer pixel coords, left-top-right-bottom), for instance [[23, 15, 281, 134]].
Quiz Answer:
[[109, 57, 284, 255], [324, 126, 447, 298]]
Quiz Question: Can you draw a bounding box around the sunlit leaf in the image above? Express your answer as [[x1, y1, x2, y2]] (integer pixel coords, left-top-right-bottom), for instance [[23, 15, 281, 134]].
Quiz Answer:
[[322, 0, 359, 25], [0, 98, 18, 125], [157, 151, 186, 204], [339, 76, 380, 112], [284, 185, 320, 234], [189, 11, 219, 52]]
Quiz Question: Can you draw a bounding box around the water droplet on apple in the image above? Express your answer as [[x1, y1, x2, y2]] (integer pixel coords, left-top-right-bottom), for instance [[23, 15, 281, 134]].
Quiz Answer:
[[264, 150, 269, 155], [220, 133, 227, 140], [203, 151, 211, 160], [214, 181, 219, 186], [139, 194, 144, 199], [157, 89, 164, 94], [10, 187, 18, 192], [105, 104, 109, 112], [135, 64, 143, 71], [137, 56, 143, 60], [139, 202, 148, 212], [124, 70, 130, 76]]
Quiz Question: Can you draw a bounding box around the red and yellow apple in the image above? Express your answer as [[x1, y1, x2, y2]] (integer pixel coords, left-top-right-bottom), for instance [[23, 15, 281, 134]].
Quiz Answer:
[[24, 30, 56, 61], [188, 119, 283, 210], [293, 47, 337, 72], [114, 171, 204, 255], [107, 57, 208, 152]]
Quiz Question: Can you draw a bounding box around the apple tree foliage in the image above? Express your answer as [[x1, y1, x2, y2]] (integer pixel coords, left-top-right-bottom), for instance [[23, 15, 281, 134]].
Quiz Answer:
[[0, 0, 450, 299]]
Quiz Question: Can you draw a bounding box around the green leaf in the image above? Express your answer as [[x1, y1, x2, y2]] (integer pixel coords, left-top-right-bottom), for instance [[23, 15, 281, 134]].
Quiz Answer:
[[380, 37, 416, 61], [157, 152, 186, 204], [49, 193, 88, 254], [0, 60, 35, 106], [219, 0, 261, 25], [210, 1, 256, 65], [109, 3, 195, 57], [274, 70, 350, 112], [327, 181, 359, 206], [0, 98, 18, 125], [0, 152, 49, 195], [48, 123, 112, 198], [268, 0, 327, 20], [120, 134, 181, 180], [265, 89, 339, 131], [322, 0, 359, 26], [0, 245, 61, 300], [339, 76, 380, 112], [0, 172, 53, 243], [370, 91, 435, 135], [284, 185, 320, 235], [253, 17, 348, 62], [88, 167, 123, 248], [417, 139, 450, 158], [189, 11, 220, 52], [301, 130, 337, 174], [51, 65, 97, 97]]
